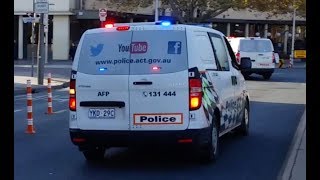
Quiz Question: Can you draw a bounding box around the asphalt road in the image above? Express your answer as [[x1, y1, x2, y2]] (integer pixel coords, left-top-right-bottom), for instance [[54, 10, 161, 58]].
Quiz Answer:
[[14, 68, 306, 180]]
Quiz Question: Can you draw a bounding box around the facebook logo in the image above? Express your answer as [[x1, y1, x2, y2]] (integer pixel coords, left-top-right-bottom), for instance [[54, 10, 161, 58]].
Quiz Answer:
[[167, 41, 182, 54]]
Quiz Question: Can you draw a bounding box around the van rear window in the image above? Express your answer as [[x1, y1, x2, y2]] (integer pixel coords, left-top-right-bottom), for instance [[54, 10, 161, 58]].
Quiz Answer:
[[240, 39, 274, 52], [77, 30, 188, 75]]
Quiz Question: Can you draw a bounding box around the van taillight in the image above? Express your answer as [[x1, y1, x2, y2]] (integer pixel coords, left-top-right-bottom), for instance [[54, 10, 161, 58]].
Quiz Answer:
[[236, 51, 240, 64], [189, 79, 202, 111], [69, 78, 76, 111]]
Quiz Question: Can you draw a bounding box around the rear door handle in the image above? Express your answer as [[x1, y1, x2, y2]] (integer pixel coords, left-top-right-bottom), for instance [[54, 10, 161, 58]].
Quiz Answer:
[[133, 81, 153, 85], [231, 76, 237, 85], [80, 101, 125, 108]]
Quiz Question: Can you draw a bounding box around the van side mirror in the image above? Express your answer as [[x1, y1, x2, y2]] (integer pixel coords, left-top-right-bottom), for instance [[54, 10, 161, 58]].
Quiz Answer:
[[240, 57, 252, 70]]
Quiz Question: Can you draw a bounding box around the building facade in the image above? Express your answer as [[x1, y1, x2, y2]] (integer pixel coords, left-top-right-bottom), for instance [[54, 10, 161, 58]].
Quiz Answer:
[[14, 0, 75, 60], [14, 0, 306, 61], [212, 8, 306, 55]]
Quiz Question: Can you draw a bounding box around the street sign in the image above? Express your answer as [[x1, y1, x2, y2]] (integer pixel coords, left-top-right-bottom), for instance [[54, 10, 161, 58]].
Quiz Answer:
[[35, 0, 49, 14], [22, 17, 40, 23], [99, 8, 107, 21]]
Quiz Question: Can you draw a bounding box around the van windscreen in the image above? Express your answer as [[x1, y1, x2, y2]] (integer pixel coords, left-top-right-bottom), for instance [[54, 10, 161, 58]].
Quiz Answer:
[[77, 30, 188, 75], [240, 39, 273, 52]]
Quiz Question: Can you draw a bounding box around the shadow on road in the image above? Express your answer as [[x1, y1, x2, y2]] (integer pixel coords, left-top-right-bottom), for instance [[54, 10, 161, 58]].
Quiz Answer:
[[79, 101, 305, 176], [84, 132, 250, 166], [245, 68, 305, 83], [14, 100, 305, 180]]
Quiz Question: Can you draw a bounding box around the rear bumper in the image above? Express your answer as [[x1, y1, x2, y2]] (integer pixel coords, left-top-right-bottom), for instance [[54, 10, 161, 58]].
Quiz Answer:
[[242, 68, 274, 74], [70, 128, 211, 150]]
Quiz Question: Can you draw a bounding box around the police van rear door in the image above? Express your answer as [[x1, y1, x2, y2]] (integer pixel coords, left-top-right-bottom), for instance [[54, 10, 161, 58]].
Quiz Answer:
[[129, 25, 189, 131], [75, 29, 132, 130]]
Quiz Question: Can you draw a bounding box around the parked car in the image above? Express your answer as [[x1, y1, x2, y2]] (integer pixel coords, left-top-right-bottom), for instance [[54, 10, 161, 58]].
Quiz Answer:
[[69, 22, 251, 163]]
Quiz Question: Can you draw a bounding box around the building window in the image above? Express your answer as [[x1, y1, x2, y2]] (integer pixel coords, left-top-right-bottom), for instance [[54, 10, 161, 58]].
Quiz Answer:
[[212, 23, 227, 36], [230, 23, 245, 37]]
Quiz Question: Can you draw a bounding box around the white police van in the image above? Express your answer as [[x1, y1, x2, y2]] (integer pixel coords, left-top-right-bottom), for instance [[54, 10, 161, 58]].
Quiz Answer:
[[228, 37, 276, 80], [69, 21, 251, 163]]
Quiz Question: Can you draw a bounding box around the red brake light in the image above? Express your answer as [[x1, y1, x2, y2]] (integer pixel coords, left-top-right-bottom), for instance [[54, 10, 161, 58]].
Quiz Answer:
[[236, 51, 240, 64], [116, 26, 130, 31], [189, 79, 202, 111], [69, 79, 76, 111], [105, 24, 114, 28]]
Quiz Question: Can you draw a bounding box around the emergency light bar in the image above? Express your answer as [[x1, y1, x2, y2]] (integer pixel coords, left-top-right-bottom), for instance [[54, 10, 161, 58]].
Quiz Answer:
[[113, 21, 171, 27], [104, 21, 214, 30]]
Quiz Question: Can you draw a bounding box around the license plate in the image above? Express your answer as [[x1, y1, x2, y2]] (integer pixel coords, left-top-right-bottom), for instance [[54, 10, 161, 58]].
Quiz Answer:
[[88, 108, 115, 119]]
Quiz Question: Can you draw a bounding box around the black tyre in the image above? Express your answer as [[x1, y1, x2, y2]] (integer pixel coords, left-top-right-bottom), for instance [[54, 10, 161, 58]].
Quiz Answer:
[[197, 117, 219, 163], [262, 73, 272, 80], [82, 147, 106, 162], [241, 72, 251, 80], [235, 101, 249, 136]]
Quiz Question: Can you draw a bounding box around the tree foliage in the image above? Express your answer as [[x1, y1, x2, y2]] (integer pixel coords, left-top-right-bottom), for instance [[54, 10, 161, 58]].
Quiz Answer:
[[104, 0, 306, 23], [233, 0, 306, 17], [105, 0, 234, 23], [160, 0, 234, 23]]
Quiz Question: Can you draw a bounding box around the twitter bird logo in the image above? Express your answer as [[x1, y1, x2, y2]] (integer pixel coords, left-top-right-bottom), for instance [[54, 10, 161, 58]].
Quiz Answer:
[[90, 44, 104, 57]]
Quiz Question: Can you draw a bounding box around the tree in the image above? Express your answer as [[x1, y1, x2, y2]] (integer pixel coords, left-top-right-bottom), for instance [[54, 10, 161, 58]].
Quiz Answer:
[[160, 0, 234, 23], [105, 0, 235, 23], [233, 0, 306, 17], [103, 0, 306, 22]]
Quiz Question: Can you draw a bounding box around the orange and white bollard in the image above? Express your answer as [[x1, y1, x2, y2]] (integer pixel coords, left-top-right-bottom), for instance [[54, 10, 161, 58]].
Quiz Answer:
[[47, 73, 53, 114], [26, 80, 35, 134]]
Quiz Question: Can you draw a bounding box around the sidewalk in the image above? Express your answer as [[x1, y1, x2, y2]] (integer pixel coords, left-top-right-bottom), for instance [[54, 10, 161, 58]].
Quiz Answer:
[[278, 109, 306, 180], [14, 59, 71, 95]]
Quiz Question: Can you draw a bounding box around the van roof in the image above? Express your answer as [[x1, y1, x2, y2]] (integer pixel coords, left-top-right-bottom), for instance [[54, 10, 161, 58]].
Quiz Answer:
[[83, 23, 226, 37]]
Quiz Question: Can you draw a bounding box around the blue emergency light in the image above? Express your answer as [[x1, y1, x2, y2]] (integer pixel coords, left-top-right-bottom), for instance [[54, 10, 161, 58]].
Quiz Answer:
[[161, 21, 171, 26]]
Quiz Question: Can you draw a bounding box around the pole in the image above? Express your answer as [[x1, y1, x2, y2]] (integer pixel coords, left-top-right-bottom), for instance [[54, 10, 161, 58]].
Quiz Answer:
[[26, 80, 36, 134], [31, 13, 36, 77], [47, 73, 53, 114], [284, 25, 289, 54], [290, 1, 296, 67], [44, 14, 49, 64], [37, 13, 45, 85], [155, 0, 159, 22]]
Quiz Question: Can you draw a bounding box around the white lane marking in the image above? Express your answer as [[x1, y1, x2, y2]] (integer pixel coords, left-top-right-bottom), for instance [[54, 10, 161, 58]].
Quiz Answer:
[[14, 109, 23, 113], [54, 109, 67, 114], [14, 95, 68, 102], [14, 95, 48, 101], [15, 94, 27, 98]]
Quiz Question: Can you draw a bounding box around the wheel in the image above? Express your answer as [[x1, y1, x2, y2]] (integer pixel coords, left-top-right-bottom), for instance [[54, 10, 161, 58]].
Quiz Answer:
[[197, 117, 219, 163], [241, 72, 250, 80], [235, 101, 249, 136], [82, 147, 106, 162], [262, 73, 272, 80]]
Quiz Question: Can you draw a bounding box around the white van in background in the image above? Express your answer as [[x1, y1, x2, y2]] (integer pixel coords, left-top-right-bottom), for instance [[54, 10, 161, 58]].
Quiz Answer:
[[69, 22, 251, 163], [228, 37, 276, 80]]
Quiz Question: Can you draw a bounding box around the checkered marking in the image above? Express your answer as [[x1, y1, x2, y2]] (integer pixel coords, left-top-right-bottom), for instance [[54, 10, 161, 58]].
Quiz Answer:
[[220, 96, 245, 130], [201, 72, 219, 125]]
